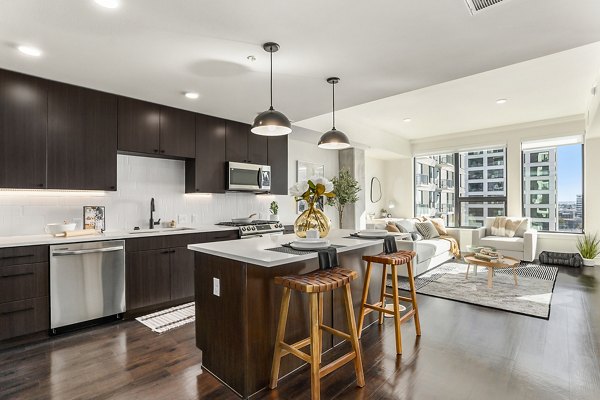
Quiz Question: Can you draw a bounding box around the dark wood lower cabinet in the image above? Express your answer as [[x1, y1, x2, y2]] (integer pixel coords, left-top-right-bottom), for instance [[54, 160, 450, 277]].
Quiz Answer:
[[170, 246, 195, 300], [126, 250, 171, 310], [125, 231, 239, 314], [0, 246, 49, 344], [0, 297, 48, 341]]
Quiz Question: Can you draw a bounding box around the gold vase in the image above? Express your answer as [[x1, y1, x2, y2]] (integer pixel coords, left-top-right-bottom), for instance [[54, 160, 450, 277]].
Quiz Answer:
[[294, 203, 331, 238]]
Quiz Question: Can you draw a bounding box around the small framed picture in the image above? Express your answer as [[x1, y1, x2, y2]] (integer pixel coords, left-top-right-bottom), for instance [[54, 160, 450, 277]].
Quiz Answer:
[[296, 197, 325, 214], [83, 206, 105, 231]]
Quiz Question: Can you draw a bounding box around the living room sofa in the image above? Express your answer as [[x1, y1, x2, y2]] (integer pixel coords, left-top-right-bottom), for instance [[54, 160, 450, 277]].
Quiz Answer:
[[472, 217, 537, 262], [369, 218, 460, 277]]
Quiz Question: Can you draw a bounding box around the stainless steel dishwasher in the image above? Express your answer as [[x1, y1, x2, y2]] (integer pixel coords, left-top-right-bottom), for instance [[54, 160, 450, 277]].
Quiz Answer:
[[50, 240, 125, 333]]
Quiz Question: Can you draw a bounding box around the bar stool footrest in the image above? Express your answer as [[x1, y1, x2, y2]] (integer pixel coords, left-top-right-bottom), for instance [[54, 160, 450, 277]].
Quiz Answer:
[[363, 303, 395, 315], [279, 342, 311, 363], [319, 352, 356, 378], [320, 324, 352, 341]]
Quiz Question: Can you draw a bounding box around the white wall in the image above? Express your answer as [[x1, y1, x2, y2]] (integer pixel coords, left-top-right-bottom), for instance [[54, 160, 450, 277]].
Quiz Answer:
[[364, 156, 387, 226], [0, 138, 339, 237]]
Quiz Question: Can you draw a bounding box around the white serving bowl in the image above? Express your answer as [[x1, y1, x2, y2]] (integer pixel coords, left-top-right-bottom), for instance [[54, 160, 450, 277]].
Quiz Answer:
[[45, 223, 77, 235]]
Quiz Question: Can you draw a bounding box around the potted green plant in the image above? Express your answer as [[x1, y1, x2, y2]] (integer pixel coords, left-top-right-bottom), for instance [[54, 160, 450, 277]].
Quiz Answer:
[[269, 201, 279, 222], [327, 169, 361, 229], [577, 233, 599, 266]]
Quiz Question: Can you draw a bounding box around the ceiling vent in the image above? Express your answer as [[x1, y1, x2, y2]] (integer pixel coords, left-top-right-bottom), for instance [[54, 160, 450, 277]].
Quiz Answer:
[[464, 0, 506, 15]]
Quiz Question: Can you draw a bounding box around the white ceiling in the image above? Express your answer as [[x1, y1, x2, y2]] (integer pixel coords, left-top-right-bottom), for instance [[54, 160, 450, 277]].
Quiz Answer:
[[1, 0, 600, 129], [297, 41, 600, 141]]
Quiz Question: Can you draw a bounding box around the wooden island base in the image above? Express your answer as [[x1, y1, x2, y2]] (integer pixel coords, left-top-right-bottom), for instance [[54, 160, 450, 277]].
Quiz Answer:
[[193, 243, 383, 398]]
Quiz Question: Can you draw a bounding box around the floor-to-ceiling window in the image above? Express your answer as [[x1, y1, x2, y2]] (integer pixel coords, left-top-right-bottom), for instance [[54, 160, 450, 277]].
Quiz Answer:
[[414, 148, 507, 227], [522, 136, 584, 233]]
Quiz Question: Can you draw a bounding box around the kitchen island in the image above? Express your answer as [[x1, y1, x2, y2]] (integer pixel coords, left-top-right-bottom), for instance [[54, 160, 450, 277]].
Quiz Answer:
[[188, 229, 391, 399]]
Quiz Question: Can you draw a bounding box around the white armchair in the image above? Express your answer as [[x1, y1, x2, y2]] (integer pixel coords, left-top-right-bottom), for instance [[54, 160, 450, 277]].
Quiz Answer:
[[473, 217, 537, 262]]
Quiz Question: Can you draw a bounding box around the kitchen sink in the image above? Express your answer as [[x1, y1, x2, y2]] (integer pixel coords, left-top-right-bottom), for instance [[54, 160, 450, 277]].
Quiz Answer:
[[128, 227, 195, 234]]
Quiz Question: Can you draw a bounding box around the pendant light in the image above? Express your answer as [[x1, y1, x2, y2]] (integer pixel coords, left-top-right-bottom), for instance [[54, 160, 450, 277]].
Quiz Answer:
[[251, 42, 292, 136], [318, 77, 350, 149]]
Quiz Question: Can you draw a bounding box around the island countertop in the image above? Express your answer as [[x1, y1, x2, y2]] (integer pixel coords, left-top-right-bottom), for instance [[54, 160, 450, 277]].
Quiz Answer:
[[187, 229, 392, 267]]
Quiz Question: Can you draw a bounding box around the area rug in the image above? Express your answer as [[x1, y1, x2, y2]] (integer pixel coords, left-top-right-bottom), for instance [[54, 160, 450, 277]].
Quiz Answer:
[[136, 302, 195, 333], [389, 262, 558, 319]]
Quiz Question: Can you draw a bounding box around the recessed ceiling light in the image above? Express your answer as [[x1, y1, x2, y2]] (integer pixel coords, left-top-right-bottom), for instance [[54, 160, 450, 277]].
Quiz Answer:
[[496, 98, 508, 104], [17, 45, 42, 57], [403, 118, 412, 123], [247, 55, 256, 62], [184, 92, 199, 99], [94, 0, 120, 9]]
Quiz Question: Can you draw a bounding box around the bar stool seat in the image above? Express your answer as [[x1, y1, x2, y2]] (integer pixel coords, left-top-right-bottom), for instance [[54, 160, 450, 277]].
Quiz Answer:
[[357, 250, 420, 355], [270, 266, 365, 399]]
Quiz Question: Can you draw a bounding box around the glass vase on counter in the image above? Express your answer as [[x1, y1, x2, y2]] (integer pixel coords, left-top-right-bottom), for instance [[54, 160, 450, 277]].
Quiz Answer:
[[289, 177, 335, 238], [294, 203, 331, 238]]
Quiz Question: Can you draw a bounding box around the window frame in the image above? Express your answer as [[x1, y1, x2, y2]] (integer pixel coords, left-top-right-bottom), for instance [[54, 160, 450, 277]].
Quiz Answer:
[[520, 143, 585, 234], [454, 151, 508, 227]]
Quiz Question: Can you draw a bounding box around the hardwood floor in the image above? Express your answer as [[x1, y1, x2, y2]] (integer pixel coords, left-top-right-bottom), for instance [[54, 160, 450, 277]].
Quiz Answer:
[[1, 265, 599, 399]]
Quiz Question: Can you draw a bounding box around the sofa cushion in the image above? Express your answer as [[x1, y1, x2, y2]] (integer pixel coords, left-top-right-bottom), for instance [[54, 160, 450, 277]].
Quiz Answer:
[[395, 219, 416, 234], [415, 221, 440, 239], [479, 236, 525, 252], [414, 239, 451, 263], [426, 217, 448, 235]]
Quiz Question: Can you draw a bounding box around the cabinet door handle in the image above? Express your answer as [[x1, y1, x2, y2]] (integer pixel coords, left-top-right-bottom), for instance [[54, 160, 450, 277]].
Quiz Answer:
[[0, 272, 33, 279], [1, 307, 33, 316], [0, 254, 35, 261], [160, 250, 171, 254], [160, 150, 165, 154], [153, 149, 159, 153]]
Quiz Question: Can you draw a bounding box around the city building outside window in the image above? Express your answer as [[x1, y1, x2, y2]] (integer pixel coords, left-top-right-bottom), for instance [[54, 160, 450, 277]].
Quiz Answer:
[[522, 136, 583, 233], [414, 148, 507, 228]]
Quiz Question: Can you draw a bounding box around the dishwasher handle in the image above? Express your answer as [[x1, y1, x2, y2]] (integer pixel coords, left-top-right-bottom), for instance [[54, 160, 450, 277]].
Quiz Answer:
[[52, 246, 124, 256]]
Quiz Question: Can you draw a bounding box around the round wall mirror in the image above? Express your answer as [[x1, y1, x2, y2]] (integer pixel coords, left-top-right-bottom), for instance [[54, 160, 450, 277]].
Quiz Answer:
[[370, 177, 382, 203]]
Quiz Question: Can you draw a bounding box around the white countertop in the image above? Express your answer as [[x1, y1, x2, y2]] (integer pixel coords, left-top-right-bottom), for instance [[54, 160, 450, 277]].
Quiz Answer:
[[0, 225, 238, 248], [188, 229, 389, 268]]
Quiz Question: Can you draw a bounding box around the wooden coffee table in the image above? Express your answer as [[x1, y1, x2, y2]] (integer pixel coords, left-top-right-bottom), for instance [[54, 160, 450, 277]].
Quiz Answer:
[[463, 255, 520, 288]]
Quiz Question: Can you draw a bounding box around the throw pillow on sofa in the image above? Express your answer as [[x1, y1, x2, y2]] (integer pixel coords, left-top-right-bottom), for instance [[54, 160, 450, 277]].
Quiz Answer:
[[395, 219, 416, 234], [425, 217, 448, 235], [505, 218, 525, 238], [415, 221, 440, 239], [385, 222, 400, 233]]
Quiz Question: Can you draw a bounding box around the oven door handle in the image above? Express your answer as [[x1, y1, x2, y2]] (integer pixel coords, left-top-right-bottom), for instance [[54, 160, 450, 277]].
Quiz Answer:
[[52, 246, 124, 256]]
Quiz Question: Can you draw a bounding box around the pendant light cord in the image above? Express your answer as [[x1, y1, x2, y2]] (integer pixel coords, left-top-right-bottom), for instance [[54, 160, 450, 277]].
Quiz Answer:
[[269, 46, 273, 109], [332, 81, 336, 129]]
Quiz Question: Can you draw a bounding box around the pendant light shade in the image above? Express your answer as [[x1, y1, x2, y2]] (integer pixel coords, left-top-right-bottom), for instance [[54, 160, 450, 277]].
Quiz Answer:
[[251, 42, 292, 136], [318, 77, 350, 149]]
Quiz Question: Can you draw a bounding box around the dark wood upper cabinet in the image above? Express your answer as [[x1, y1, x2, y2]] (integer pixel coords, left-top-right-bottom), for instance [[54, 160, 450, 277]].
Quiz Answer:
[[248, 132, 268, 165], [118, 98, 195, 158], [159, 106, 195, 158], [225, 121, 249, 163], [225, 120, 268, 165], [185, 114, 226, 193], [267, 135, 289, 195], [0, 69, 47, 189], [117, 97, 160, 155], [47, 82, 117, 191]]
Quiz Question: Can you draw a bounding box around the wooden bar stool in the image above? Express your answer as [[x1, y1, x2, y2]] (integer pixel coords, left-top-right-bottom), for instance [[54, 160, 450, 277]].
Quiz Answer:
[[356, 249, 420, 355], [269, 258, 365, 399]]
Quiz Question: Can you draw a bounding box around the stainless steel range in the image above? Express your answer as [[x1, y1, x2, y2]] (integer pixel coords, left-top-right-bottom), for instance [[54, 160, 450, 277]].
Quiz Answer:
[[217, 220, 285, 239]]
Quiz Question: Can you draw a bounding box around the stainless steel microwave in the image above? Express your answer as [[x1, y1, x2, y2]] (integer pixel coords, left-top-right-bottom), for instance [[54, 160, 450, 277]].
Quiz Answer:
[[227, 162, 271, 192]]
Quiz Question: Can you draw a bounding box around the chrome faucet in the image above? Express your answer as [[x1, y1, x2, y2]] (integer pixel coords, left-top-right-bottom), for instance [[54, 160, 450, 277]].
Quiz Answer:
[[149, 198, 161, 229]]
